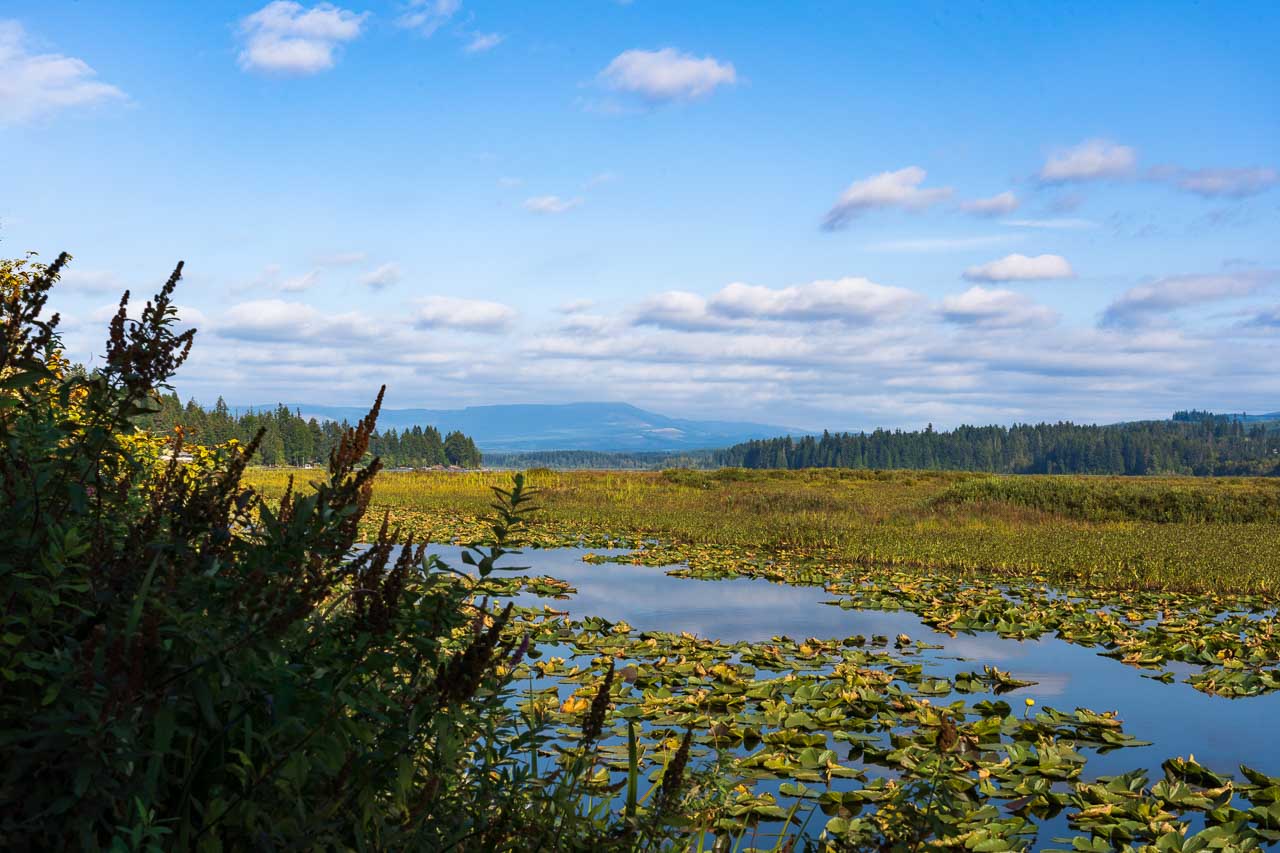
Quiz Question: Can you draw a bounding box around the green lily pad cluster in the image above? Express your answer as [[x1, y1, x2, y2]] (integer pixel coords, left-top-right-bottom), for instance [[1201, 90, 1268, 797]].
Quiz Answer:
[[478, 594, 1280, 850], [576, 542, 1280, 698]]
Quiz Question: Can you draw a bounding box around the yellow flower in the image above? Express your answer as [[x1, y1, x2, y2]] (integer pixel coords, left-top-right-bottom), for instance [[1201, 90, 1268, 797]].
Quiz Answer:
[[1024, 698, 1035, 707]]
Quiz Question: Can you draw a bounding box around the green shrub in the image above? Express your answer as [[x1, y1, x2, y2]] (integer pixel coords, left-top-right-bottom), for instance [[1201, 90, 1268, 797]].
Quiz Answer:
[[0, 254, 687, 850]]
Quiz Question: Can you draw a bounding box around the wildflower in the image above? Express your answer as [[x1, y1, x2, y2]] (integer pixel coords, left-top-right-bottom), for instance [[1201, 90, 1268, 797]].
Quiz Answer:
[[579, 660, 615, 747], [508, 634, 530, 668], [655, 728, 693, 816]]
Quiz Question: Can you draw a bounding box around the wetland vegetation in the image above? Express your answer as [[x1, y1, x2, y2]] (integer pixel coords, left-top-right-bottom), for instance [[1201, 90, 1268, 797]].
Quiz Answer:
[[237, 466, 1280, 849], [246, 467, 1280, 595], [6, 255, 1279, 851]]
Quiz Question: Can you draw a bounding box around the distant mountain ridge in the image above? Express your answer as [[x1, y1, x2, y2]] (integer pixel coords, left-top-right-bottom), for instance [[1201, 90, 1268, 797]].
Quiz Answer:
[[251, 401, 801, 453], [1170, 409, 1280, 425]]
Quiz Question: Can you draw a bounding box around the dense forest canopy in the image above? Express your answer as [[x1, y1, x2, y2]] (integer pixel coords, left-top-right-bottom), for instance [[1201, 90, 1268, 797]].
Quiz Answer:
[[715, 418, 1280, 476], [142, 392, 482, 468]]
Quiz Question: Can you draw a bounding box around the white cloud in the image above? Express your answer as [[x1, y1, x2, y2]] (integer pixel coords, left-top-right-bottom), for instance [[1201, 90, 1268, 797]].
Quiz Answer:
[[709, 278, 921, 324], [1160, 166, 1279, 198], [397, 0, 460, 36], [523, 195, 583, 214], [222, 299, 316, 339], [632, 277, 921, 330], [237, 1, 367, 75], [464, 32, 503, 53], [939, 286, 1058, 329], [218, 298, 378, 342], [1102, 270, 1277, 327], [0, 20, 126, 123], [821, 167, 952, 230], [598, 48, 737, 102], [963, 253, 1075, 282], [559, 313, 615, 335], [559, 299, 596, 314], [412, 295, 515, 332], [1039, 139, 1136, 182], [360, 262, 402, 290], [960, 190, 1019, 216]]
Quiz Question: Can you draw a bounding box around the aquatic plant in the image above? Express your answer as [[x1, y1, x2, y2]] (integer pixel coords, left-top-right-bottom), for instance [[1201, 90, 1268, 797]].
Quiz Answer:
[[245, 466, 1280, 595]]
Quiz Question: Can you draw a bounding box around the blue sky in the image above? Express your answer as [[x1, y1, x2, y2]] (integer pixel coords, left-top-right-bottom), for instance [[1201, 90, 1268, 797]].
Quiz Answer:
[[2, 0, 1277, 430]]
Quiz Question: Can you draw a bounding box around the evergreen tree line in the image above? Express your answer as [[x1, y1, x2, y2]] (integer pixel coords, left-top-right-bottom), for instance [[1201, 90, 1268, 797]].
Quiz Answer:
[[713, 417, 1280, 476], [142, 393, 482, 468]]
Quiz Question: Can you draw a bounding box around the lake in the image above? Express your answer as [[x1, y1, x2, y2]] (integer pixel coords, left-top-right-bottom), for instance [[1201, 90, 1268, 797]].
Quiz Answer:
[[424, 544, 1280, 846]]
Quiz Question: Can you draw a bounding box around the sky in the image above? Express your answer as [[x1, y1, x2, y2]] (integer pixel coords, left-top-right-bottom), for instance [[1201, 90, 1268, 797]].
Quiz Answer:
[[1, 0, 1277, 431]]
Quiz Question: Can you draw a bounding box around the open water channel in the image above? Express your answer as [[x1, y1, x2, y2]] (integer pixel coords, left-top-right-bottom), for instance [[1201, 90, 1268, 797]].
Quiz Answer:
[[424, 544, 1280, 847]]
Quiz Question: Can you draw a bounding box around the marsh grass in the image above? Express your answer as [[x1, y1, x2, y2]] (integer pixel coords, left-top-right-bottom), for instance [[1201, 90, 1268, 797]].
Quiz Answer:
[[246, 467, 1280, 594], [932, 473, 1280, 524]]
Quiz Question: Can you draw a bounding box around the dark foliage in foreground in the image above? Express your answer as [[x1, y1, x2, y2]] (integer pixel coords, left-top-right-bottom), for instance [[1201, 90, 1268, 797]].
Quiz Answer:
[[0, 254, 696, 851]]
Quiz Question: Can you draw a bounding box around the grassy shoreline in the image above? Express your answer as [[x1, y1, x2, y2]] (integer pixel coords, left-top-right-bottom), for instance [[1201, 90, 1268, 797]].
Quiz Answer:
[[245, 467, 1280, 595]]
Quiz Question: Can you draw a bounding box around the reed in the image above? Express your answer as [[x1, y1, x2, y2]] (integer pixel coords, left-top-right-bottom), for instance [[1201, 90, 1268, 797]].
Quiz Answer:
[[246, 467, 1280, 594]]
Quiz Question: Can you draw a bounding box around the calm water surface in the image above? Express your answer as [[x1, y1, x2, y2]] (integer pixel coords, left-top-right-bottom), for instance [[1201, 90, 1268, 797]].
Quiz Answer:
[[427, 545, 1280, 779], [422, 544, 1280, 844]]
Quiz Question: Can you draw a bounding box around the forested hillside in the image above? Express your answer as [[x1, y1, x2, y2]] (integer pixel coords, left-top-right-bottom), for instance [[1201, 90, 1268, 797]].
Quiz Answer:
[[715, 418, 1280, 476], [142, 393, 481, 468]]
